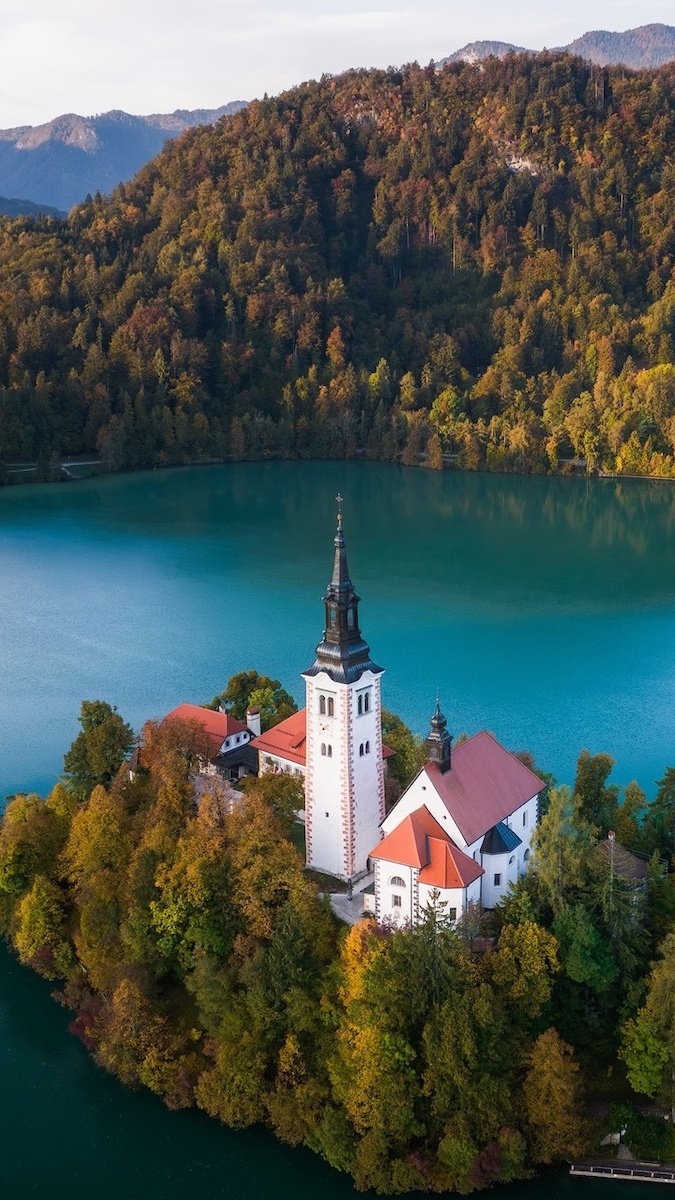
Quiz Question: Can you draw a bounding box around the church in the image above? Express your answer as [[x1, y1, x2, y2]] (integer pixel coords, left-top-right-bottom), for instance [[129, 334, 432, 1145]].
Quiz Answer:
[[252, 500, 545, 925]]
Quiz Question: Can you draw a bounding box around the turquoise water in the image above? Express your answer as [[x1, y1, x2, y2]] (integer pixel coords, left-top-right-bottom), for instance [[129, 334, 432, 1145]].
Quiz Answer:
[[2, 461, 675, 800], [1, 460, 674, 1198], [0, 940, 650, 1200]]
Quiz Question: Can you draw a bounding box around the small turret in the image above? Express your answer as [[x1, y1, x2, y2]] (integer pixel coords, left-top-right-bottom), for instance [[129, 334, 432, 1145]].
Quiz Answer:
[[426, 699, 452, 773]]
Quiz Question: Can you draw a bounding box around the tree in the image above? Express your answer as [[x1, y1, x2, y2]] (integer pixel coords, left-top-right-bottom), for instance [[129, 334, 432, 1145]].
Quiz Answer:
[[208, 670, 297, 730], [530, 786, 595, 914], [614, 781, 646, 849], [642, 767, 675, 862], [380, 708, 426, 796], [242, 772, 304, 835], [0, 790, 72, 906], [63, 700, 134, 800], [621, 930, 675, 1118], [523, 1029, 586, 1164], [573, 749, 618, 833], [13, 875, 73, 979], [490, 920, 559, 1021]]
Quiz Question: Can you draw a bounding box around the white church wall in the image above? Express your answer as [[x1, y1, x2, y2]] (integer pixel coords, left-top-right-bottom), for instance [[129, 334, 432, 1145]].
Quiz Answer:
[[376, 860, 417, 925], [417, 881, 467, 923], [481, 849, 520, 908], [305, 674, 347, 878], [351, 671, 385, 875], [380, 772, 465, 849]]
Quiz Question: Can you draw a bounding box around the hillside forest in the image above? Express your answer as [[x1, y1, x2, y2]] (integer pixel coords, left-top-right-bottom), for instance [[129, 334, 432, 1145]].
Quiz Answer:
[[4, 56, 675, 477], [4, 697, 675, 1191]]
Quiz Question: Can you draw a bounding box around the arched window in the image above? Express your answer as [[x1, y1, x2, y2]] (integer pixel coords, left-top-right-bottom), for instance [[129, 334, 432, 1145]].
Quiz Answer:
[[321, 743, 326, 756], [508, 855, 515, 865], [327, 745, 332, 758], [364, 693, 370, 713], [359, 744, 364, 757], [389, 875, 406, 888], [347, 608, 355, 628], [523, 848, 530, 862], [365, 740, 370, 754], [319, 695, 326, 715], [357, 695, 363, 715], [327, 697, 334, 717]]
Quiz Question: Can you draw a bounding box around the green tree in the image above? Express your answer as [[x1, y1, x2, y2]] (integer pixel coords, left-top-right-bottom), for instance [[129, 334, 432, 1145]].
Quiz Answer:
[[13, 874, 73, 979], [643, 767, 675, 862], [381, 708, 426, 796], [621, 930, 675, 1117], [530, 786, 595, 914], [209, 670, 297, 730], [63, 700, 134, 800], [573, 749, 618, 833]]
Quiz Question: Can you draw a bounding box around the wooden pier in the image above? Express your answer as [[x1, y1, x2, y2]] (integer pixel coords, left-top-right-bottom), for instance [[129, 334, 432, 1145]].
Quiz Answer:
[[571, 1161, 675, 1184]]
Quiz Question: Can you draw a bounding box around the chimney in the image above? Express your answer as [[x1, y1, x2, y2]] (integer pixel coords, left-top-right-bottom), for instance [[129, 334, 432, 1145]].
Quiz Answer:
[[246, 706, 261, 737]]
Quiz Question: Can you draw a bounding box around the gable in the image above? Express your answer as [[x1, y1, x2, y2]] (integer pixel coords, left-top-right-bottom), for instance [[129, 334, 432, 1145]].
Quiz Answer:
[[424, 731, 544, 845], [164, 703, 249, 753], [371, 805, 484, 889]]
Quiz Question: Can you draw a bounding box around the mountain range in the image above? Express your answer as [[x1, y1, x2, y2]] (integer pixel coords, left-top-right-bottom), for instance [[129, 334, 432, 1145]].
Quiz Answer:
[[0, 103, 246, 214], [1, 24, 675, 217], [442, 22, 675, 69]]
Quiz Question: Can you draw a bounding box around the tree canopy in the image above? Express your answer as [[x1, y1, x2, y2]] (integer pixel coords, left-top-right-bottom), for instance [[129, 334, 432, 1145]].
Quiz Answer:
[[3, 57, 675, 478]]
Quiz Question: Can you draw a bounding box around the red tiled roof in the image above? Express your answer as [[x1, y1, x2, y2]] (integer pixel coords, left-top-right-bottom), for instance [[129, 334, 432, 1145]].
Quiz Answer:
[[251, 708, 394, 768], [425, 731, 544, 846], [419, 835, 483, 889], [252, 709, 307, 767], [164, 704, 248, 753], [371, 806, 482, 888]]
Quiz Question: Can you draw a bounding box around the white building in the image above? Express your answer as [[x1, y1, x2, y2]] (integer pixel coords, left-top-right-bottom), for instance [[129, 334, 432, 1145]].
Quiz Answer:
[[296, 500, 386, 880], [164, 702, 260, 781], [370, 703, 544, 924], [250, 502, 544, 908]]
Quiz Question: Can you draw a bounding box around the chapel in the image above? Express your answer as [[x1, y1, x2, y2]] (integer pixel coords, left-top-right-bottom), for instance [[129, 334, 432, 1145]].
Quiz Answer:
[[165, 501, 545, 923], [254, 501, 545, 923]]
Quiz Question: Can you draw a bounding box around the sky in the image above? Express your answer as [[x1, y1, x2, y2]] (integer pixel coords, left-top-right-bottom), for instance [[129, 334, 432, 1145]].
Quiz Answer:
[[0, 0, 674, 129]]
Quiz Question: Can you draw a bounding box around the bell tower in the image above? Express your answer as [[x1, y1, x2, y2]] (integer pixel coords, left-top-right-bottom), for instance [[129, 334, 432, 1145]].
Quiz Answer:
[[426, 699, 452, 773], [302, 497, 385, 879]]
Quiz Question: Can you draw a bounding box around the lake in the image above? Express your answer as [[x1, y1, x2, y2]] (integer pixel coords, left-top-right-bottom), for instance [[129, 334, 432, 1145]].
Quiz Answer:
[[1, 460, 674, 1198], [2, 461, 675, 801]]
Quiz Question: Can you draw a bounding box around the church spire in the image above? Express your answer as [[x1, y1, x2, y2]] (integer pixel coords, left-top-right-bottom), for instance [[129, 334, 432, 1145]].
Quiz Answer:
[[426, 697, 452, 773], [329, 493, 353, 597], [304, 496, 383, 684]]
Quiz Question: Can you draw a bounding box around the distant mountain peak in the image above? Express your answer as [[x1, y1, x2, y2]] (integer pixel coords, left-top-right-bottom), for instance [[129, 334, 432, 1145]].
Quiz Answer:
[[444, 39, 527, 64], [441, 22, 675, 71], [0, 101, 247, 212], [15, 114, 100, 153]]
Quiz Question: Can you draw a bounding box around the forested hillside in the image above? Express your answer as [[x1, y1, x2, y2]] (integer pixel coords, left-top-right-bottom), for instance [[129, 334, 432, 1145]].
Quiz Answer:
[[3, 55, 675, 479]]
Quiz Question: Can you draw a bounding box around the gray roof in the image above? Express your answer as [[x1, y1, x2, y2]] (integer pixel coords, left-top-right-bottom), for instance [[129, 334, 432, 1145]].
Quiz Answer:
[[481, 821, 523, 856]]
